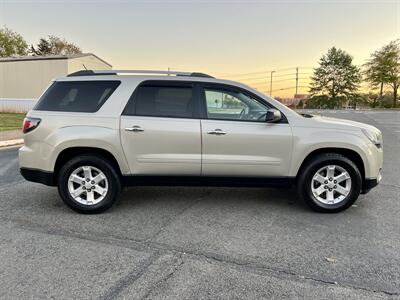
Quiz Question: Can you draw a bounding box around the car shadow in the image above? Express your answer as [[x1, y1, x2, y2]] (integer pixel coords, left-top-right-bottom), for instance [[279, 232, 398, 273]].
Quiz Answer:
[[115, 186, 309, 213]]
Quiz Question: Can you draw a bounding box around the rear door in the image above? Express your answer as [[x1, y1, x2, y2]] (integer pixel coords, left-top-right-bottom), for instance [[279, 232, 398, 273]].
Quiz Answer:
[[200, 84, 293, 177], [120, 81, 201, 175]]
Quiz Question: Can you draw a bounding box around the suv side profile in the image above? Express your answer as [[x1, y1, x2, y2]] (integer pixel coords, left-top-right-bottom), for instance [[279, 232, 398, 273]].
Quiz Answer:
[[19, 70, 383, 214]]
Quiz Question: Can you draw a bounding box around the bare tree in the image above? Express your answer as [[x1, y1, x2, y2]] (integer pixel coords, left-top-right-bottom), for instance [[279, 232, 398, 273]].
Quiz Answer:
[[31, 35, 82, 56]]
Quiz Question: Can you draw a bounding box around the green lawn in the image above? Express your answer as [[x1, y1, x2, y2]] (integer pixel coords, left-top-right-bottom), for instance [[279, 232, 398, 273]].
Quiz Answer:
[[0, 113, 26, 131]]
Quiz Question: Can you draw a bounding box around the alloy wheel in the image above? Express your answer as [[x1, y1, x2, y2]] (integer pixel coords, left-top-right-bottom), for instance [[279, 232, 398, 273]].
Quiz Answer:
[[67, 166, 108, 205], [311, 165, 352, 205]]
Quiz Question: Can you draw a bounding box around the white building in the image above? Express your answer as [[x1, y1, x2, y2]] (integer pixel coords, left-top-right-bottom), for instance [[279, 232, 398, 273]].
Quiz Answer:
[[0, 53, 112, 100]]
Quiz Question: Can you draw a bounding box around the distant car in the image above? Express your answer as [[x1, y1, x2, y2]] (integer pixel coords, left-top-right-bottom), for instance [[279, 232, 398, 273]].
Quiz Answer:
[[19, 70, 383, 213]]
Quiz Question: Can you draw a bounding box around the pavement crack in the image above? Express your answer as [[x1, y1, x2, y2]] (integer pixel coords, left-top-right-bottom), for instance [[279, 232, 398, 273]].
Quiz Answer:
[[6, 217, 400, 297], [99, 251, 161, 300], [141, 254, 185, 300], [144, 189, 212, 243], [183, 251, 400, 297], [144, 241, 400, 297], [379, 183, 400, 189]]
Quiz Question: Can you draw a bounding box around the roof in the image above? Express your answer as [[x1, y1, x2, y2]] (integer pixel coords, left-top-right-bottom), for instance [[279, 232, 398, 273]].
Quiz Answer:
[[0, 53, 112, 67], [67, 70, 214, 78]]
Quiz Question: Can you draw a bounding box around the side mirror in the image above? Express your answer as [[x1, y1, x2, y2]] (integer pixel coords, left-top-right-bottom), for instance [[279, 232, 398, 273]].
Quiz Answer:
[[265, 108, 282, 123]]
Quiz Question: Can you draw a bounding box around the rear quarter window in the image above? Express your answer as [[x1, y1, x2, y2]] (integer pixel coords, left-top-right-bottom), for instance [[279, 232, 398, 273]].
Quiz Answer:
[[34, 80, 121, 112]]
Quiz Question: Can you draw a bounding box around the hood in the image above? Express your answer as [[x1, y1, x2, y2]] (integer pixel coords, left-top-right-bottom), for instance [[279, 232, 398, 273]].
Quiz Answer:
[[307, 115, 380, 133]]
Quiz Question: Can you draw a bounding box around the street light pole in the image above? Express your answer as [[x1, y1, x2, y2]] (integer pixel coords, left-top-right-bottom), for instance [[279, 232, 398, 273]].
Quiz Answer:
[[269, 71, 275, 97]]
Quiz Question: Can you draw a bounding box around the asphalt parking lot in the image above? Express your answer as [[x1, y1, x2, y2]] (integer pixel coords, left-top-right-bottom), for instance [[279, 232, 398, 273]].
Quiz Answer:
[[0, 110, 399, 299]]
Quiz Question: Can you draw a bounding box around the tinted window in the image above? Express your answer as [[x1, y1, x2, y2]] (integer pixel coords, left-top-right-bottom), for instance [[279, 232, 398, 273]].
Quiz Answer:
[[35, 81, 120, 112], [127, 85, 194, 118], [204, 88, 268, 121]]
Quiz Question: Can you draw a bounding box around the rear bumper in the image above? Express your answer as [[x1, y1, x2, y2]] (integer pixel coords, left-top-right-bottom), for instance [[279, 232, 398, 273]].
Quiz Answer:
[[20, 168, 56, 186]]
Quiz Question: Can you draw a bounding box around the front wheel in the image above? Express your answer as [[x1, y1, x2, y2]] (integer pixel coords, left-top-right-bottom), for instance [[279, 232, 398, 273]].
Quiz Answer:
[[57, 154, 121, 214], [297, 153, 362, 213]]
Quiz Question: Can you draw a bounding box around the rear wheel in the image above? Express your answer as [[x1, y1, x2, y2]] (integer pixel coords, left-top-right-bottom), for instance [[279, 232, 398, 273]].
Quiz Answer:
[[297, 153, 362, 213], [57, 154, 121, 214]]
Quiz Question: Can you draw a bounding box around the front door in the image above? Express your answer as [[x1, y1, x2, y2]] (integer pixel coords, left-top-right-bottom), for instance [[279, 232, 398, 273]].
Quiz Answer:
[[120, 81, 201, 175], [200, 84, 293, 177]]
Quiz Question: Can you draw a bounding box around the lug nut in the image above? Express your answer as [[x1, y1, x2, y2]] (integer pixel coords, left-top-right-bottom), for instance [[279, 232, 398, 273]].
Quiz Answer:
[[334, 180, 337, 183], [91, 181, 95, 184], [329, 188, 332, 191], [329, 178, 333, 181], [87, 189, 91, 192], [82, 186, 86, 190], [92, 186, 95, 189], [334, 185, 337, 188], [324, 181, 328, 184], [86, 178, 90, 182], [324, 186, 328, 189]]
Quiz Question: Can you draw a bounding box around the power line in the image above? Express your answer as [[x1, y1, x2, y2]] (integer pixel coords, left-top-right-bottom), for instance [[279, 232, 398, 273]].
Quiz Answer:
[[270, 72, 296, 78], [221, 75, 267, 81], [270, 86, 309, 93], [221, 70, 313, 84], [247, 82, 268, 87], [217, 66, 315, 78], [268, 78, 297, 83], [217, 71, 269, 78]]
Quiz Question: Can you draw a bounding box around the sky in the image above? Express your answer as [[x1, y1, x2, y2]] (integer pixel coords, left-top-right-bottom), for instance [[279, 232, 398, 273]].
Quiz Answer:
[[0, 0, 399, 97]]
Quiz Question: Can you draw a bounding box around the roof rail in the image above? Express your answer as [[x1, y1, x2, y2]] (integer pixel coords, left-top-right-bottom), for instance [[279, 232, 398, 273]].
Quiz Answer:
[[67, 69, 214, 78], [67, 70, 117, 77]]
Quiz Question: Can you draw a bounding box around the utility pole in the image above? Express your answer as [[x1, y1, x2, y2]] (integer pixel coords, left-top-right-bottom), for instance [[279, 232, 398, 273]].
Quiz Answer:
[[269, 71, 275, 96], [167, 67, 170, 76], [295, 67, 299, 96]]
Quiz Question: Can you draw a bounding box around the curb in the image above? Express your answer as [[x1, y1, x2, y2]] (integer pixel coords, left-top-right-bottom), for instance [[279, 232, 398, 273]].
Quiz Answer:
[[0, 139, 24, 148]]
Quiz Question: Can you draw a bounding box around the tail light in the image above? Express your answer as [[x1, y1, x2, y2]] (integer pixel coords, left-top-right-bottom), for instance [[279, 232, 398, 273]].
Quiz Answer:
[[22, 117, 41, 134]]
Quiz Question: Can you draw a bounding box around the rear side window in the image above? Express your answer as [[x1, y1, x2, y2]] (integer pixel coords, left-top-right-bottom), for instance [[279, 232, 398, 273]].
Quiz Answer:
[[35, 81, 120, 112], [125, 85, 194, 118]]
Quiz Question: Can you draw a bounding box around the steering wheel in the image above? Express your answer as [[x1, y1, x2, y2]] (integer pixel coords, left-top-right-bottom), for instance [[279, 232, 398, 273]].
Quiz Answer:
[[257, 112, 268, 121], [239, 108, 246, 119]]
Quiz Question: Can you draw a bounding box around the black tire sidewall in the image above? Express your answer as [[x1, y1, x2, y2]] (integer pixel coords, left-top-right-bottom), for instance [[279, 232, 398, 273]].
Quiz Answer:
[[58, 155, 121, 214], [299, 155, 362, 213]]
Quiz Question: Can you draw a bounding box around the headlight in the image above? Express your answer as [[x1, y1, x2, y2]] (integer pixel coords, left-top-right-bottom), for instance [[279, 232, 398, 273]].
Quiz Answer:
[[362, 128, 382, 147]]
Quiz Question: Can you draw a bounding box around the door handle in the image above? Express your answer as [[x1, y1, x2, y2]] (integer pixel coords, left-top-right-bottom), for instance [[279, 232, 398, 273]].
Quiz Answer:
[[125, 125, 144, 132], [207, 129, 226, 135]]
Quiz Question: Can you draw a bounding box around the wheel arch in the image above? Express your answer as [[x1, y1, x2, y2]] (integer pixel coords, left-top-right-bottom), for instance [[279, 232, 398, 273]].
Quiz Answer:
[[295, 147, 366, 184], [54, 147, 124, 184]]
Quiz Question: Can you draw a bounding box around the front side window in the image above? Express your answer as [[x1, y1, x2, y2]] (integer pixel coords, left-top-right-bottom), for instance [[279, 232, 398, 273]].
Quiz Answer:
[[204, 88, 269, 121], [128, 85, 194, 118], [35, 81, 120, 112]]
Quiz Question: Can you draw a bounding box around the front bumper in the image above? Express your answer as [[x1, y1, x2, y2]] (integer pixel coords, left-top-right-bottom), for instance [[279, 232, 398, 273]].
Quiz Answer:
[[361, 168, 382, 194]]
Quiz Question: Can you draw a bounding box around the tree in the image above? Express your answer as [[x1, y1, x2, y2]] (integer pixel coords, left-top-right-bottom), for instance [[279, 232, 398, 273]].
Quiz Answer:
[[0, 26, 28, 57], [306, 95, 346, 109], [309, 47, 361, 107], [364, 40, 400, 108], [30, 38, 51, 56], [31, 35, 82, 56]]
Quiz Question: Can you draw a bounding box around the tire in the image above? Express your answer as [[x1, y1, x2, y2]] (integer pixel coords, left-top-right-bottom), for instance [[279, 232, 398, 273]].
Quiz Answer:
[[297, 153, 362, 213], [57, 154, 121, 214]]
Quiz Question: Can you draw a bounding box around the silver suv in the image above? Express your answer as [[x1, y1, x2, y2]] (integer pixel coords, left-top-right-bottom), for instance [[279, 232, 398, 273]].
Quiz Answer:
[[19, 70, 383, 213]]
